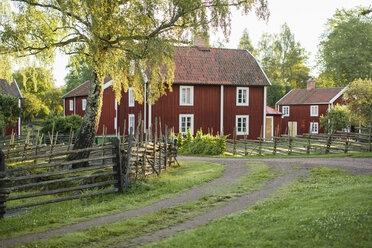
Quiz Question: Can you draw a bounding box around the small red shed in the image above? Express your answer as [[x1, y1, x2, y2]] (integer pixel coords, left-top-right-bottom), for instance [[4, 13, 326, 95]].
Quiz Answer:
[[266, 106, 282, 139]]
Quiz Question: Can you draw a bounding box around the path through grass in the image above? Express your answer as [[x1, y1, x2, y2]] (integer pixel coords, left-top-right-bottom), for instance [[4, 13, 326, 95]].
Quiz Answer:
[[0, 161, 225, 240], [149, 167, 372, 248]]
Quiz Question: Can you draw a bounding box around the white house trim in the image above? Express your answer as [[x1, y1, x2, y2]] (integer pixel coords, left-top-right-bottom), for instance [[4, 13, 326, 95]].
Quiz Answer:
[[220, 85, 224, 136], [329, 87, 347, 104], [263, 86, 267, 139], [103, 80, 112, 90], [276, 89, 294, 106], [73, 97, 76, 115], [246, 50, 272, 86], [115, 99, 118, 135]]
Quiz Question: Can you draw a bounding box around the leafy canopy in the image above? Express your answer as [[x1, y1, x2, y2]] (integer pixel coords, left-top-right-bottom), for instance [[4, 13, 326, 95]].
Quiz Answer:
[[320, 104, 350, 133], [0, 93, 21, 135], [318, 6, 372, 86], [256, 23, 310, 89], [0, 0, 269, 103], [343, 78, 372, 127]]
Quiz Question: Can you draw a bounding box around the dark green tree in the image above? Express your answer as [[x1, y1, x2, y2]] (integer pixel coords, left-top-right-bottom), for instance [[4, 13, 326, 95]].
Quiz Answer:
[[318, 6, 372, 86], [266, 81, 291, 107], [238, 28, 254, 53]]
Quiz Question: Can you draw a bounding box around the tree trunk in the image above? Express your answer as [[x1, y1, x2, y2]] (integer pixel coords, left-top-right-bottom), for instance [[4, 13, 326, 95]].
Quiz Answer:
[[69, 70, 104, 165]]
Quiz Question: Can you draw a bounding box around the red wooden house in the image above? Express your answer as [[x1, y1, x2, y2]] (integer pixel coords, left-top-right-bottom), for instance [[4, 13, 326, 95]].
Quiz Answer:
[[62, 45, 271, 139], [276, 79, 346, 136], [0, 78, 23, 136]]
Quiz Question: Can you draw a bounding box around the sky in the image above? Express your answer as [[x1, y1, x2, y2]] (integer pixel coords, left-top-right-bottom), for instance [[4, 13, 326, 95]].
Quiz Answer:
[[52, 0, 371, 87]]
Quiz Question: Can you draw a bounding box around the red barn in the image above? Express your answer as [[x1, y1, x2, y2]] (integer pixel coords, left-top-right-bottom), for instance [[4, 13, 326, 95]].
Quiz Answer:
[[63, 46, 271, 139], [0, 79, 23, 136], [276, 79, 346, 136]]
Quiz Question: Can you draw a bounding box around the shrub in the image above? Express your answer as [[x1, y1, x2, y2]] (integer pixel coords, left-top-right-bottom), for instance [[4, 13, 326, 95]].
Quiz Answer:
[[41, 114, 82, 134], [177, 129, 227, 155]]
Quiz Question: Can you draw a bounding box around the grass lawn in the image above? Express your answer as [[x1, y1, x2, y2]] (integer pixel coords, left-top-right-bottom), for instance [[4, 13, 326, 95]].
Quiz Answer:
[[181, 151, 372, 159], [0, 161, 225, 240], [149, 167, 372, 248], [16, 162, 281, 247]]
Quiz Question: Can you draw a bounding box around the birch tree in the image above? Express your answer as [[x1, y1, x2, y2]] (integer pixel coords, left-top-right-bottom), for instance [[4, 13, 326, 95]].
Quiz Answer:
[[0, 0, 269, 153]]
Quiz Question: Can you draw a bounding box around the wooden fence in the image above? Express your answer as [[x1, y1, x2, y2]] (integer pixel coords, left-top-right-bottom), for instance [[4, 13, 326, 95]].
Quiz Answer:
[[226, 131, 372, 156], [0, 130, 177, 218]]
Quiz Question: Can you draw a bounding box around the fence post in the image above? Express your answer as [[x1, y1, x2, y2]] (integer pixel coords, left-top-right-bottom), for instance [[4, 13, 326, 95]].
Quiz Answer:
[[307, 133, 311, 154], [258, 126, 263, 156], [344, 131, 349, 153], [125, 128, 133, 191], [273, 137, 277, 155], [233, 127, 236, 156], [0, 150, 9, 219], [325, 133, 332, 154], [164, 125, 168, 171], [112, 138, 124, 194], [244, 134, 247, 156], [288, 136, 293, 155]]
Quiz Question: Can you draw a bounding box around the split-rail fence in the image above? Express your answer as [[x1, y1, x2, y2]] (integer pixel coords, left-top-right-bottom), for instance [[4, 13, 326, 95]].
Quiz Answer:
[[0, 128, 177, 219]]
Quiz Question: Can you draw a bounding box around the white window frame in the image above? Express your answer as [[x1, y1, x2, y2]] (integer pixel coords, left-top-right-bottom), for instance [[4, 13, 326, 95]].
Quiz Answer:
[[282, 106, 290, 117], [180, 86, 194, 106], [128, 87, 135, 107], [236, 115, 249, 135], [310, 122, 319, 134], [236, 87, 249, 106], [82, 99, 87, 111], [310, 105, 318, 117], [69, 100, 73, 111], [179, 114, 194, 135], [128, 114, 135, 134]]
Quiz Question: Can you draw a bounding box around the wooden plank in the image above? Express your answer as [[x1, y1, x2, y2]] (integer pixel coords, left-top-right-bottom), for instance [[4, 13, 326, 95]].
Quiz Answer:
[[11, 171, 116, 191], [6, 189, 118, 211], [8, 180, 117, 201]]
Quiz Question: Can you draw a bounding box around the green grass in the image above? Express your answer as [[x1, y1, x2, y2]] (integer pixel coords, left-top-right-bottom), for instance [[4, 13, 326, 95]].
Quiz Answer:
[[0, 161, 225, 240], [181, 151, 372, 159], [17, 162, 281, 248], [148, 167, 372, 248]]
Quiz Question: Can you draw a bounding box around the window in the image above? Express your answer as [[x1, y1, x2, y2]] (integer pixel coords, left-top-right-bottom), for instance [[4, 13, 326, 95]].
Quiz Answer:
[[236, 115, 249, 135], [128, 114, 135, 134], [82, 99, 87, 111], [310, 122, 318, 134], [180, 86, 194, 106], [69, 100, 73, 111], [128, 87, 135, 107], [236, 87, 249, 106], [282, 106, 290, 117], [179, 114, 194, 135], [310, 105, 318, 117]]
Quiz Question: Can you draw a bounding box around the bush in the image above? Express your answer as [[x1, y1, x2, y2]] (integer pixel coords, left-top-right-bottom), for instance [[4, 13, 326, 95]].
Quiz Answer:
[[41, 114, 82, 134], [177, 129, 227, 155]]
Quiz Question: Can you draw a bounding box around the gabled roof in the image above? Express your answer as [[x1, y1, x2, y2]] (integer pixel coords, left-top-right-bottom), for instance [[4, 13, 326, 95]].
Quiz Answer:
[[62, 46, 270, 98], [173, 46, 270, 86], [266, 106, 282, 115], [61, 77, 112, 98], [0, 79, 23, 98], [276, 87, 346, 105]]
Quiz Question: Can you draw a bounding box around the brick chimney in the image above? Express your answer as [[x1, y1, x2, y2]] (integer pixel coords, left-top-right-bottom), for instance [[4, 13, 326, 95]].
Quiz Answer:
[[194, 34, 209, 47], [307, 78, 316, 91]]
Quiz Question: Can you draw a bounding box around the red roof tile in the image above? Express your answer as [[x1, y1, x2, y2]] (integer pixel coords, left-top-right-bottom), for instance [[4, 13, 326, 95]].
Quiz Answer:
[[266, 106, 282, 115], [276, 87, 345, 105], [63, 46, 270, 98], [173, 46, 270, 86], [0, 79, 22, 98]]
